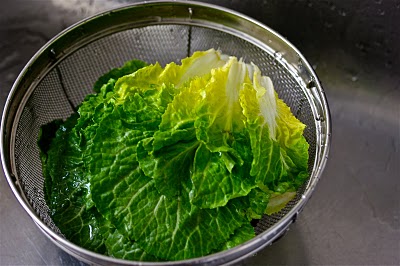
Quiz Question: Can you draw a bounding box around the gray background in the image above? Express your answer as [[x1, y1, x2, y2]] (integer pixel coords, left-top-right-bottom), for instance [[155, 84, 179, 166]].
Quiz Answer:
[[0, 0, 399, 265]]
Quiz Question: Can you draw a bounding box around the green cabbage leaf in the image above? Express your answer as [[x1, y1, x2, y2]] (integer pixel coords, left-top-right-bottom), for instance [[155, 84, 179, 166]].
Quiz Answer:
[[39, 49, 309, 261]]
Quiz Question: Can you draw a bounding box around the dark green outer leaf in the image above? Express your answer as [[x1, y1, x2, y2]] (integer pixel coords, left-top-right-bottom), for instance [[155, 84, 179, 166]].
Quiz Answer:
[[39, 60, 149, 256], [219, 223, 255, 251], [88, 108, 249, 260], [39, 114, 107, 253], [105, 228, 158, 261]]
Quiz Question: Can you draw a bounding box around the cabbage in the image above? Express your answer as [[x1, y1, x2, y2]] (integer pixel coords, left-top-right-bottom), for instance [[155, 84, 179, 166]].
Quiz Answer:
[[39, 49, 309, 261]]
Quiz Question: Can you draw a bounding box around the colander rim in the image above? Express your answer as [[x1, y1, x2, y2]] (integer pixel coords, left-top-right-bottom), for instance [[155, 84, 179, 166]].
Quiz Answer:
[[0, 1, 331, 265]]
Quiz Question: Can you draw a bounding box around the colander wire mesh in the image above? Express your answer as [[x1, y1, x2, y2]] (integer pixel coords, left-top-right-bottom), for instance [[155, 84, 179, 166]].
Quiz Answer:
[[15, 23, 316, 237]]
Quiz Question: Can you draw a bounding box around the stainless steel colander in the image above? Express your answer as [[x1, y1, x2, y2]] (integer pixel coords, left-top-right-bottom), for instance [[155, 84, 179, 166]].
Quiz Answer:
[[1, 1, 331, 265]]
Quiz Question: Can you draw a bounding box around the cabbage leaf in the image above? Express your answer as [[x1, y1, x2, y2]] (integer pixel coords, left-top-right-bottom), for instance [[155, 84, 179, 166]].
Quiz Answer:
[[39, 49, 309, 261]]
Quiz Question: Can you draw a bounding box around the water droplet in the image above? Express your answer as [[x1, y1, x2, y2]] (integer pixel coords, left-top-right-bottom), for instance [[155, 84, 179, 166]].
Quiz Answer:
[[330, 3, 336, 10], [373, 41, 382, 47], [338, 9, 347, 16], [375, 0, 382, 3], [49, 48, 57, 60], [6, 72, 15, 81], [355, 42, 368, 55], [378, 9, 385, 15], [274, 51, 283, 60], [312, 64, 318, 70], [351, 76, 358, 82], [307, 2, 313, 7], [80, 7, 87, 15], [307, 80, 316, 89], [324, 22, 333, 28], [373, 24, 384, 32]]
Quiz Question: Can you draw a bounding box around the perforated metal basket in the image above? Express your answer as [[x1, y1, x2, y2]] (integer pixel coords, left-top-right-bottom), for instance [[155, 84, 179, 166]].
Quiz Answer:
[[1, 1, 330, 265]]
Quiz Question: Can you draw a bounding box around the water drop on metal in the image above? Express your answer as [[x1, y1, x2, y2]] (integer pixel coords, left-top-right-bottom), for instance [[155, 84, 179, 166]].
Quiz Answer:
[[324, 22, 333, 28], [274, 51, 283, 60], [188, 7, 193, 18], [49, 48, 57, 60], [307, 80, 316, 89]]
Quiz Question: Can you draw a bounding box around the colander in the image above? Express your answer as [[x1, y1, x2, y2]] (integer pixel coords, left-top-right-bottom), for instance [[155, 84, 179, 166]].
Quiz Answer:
[[1, 1, 331, 265]]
